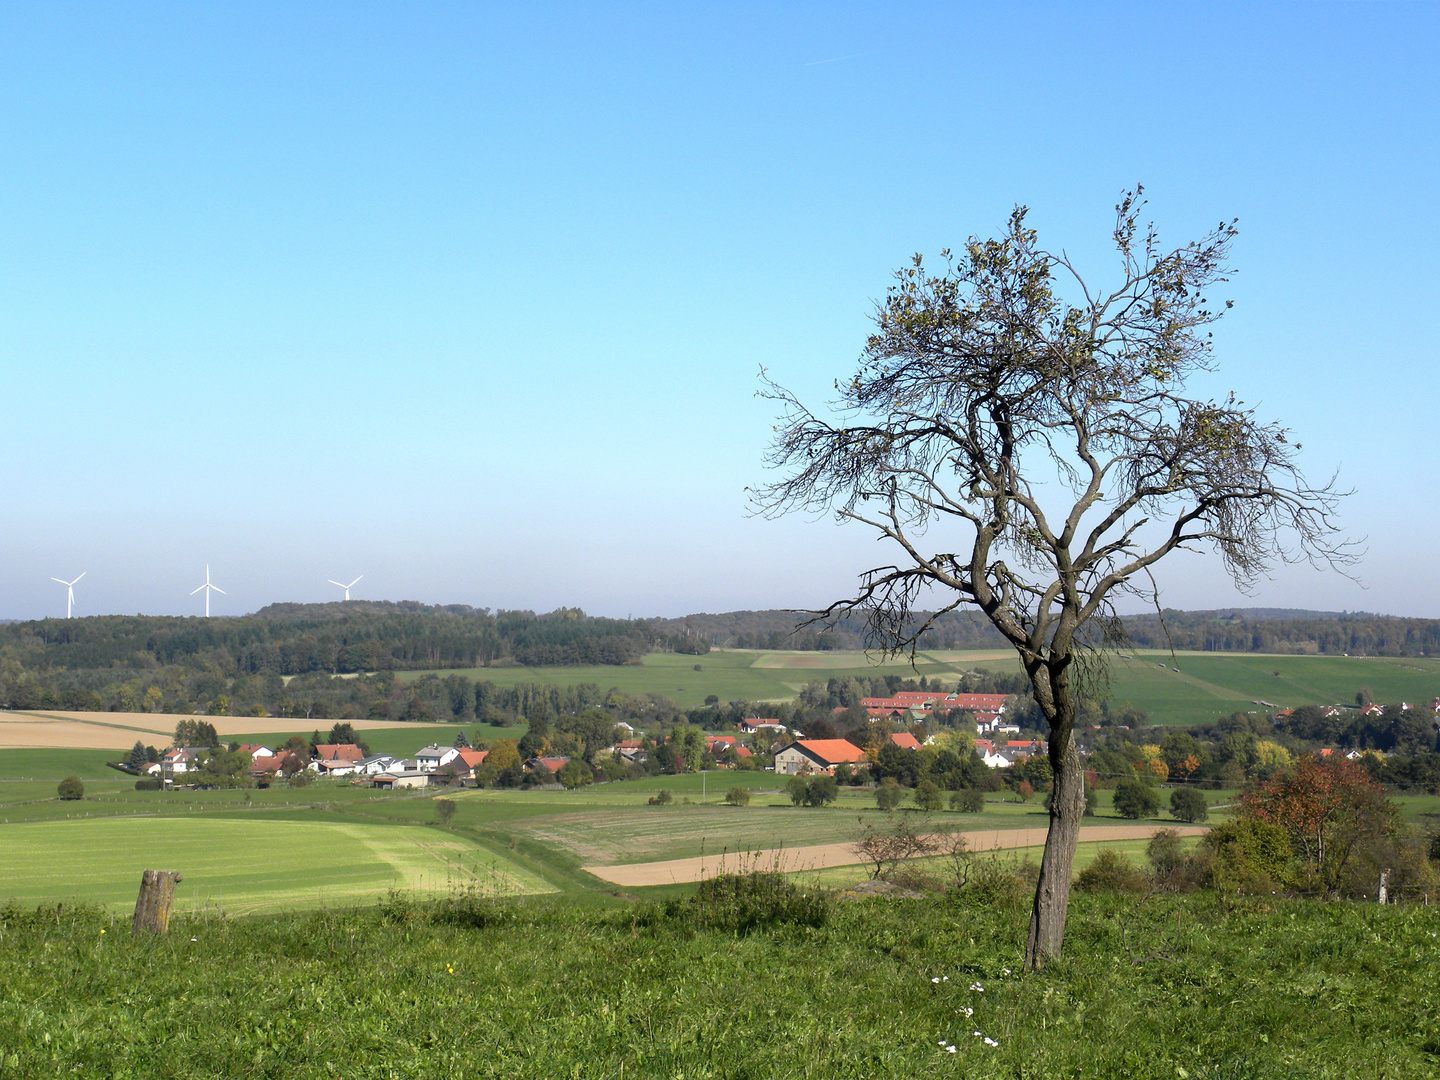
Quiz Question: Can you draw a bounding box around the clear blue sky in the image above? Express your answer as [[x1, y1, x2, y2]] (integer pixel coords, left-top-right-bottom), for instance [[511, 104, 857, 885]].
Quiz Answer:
[[2, 2, 1436, 621]]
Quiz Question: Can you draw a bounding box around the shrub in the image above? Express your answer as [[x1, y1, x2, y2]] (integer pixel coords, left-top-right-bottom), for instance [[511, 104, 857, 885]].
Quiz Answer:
[[134, 778, 162, 791], [1169, 787, 1208, 822], [950, 789, 984, 813], [1073, 849, 1148, 893], [875, 778, 905, 811], [724, 787, 751, 806], [56, 777, 84, 801], [914, 779, 944, 812], [653, 871, 830, 934], [1146, 828, 1186, 876], [434, 799, 457, 826], [1201, 818, 1292, 893], [648, 789, 674, 806], [1112, 778, 1160, 819], [788, 776, 838, 807]]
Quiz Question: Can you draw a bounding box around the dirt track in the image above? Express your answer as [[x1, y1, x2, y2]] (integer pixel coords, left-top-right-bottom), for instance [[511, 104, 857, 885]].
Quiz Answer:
[[582, 824, 1208, 887]]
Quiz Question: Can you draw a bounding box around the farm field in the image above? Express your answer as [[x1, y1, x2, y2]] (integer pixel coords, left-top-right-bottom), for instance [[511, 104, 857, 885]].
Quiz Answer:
[[399, 648, 1440, 723], [0, 712, 514, 758], [0, 815, 554, 913]]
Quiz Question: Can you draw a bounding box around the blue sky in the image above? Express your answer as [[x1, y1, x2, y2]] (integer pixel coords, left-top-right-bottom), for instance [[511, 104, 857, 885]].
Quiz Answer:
[[2, 2, 1436, 621]]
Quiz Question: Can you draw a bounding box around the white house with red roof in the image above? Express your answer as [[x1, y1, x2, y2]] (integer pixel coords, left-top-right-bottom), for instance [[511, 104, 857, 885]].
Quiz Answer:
[[739, 719, 788, 735], [773, 739, 867, 776]]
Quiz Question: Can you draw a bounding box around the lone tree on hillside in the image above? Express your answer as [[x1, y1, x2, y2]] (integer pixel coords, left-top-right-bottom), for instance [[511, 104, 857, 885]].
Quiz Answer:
[[752, 189, 1353, 969]]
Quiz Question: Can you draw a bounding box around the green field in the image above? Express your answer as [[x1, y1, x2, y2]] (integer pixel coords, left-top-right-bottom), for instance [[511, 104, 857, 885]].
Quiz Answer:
[[397, 647, 1440, 724], [0, 815, 554, 913]]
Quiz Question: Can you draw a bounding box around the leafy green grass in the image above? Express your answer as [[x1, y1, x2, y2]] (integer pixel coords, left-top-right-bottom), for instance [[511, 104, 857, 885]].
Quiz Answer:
[[0, 815, 554, 914], [0, 747, 121, 780], [3, 891, 1437, 1078]]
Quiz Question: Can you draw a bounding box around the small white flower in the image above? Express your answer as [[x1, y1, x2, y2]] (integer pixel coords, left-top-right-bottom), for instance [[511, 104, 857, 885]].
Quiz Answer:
[[932, 977, 941, 983], [945, 1045, 957, 1053], [984, 1037, 999, 1047], [969, 982, 985, 991], [972, 1031, 983, 1037], [1002, 968, 1011, 976], [939, 1040, 947, 1045], [960, 1007, 974, 1017], [942, 975, 949, 981], [190, 937, 197, 942]]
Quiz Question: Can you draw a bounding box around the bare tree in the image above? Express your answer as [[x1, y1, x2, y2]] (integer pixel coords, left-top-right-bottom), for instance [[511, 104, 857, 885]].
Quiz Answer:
[[752, 189, 1354, 969]]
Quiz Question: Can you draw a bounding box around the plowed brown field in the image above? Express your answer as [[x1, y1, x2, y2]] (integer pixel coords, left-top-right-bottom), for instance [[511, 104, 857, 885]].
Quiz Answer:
[[0, 711, 402, 750]]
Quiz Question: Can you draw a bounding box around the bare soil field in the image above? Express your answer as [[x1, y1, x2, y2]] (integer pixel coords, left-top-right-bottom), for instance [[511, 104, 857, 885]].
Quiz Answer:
[[0, 711, 404, 750], [582, 824, 1208, 886]]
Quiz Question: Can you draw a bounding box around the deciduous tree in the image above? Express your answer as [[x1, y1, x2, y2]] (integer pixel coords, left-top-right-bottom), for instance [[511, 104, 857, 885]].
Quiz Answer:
[[754, 190, 1351, 967]]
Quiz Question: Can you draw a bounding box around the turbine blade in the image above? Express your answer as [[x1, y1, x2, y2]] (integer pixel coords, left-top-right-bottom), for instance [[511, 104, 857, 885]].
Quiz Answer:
[[212, 585, 226, 594], [52, 578, 67, 585], [328, 581, 344, 588], [73, 572, 86, 584], [191, 584, 205, 595], [348, 576, 362, 588]]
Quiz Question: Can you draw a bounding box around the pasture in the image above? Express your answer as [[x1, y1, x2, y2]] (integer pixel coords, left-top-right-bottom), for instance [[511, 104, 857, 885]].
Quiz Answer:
[[0, 815, 554, 914], [398, 647, 1440, 723]]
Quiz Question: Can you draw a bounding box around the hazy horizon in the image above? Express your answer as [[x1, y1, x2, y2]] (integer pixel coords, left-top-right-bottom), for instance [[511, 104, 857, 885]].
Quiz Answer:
[[4, 4, 1437, 623]]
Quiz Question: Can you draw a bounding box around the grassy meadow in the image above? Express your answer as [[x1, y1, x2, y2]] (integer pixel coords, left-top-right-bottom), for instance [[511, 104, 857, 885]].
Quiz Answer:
[[3, 889, 1438, 1078], [395, 647, 1440, 723]]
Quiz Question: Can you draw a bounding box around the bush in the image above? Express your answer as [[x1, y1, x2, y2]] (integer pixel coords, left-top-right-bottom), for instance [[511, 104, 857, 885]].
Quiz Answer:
[[950, 789, 985, 813], [1201, 818, 1292, 893], [56, 777, 84, 801], [914, 779, 944, 812], [1073, 849, 1148, 893], [648, 789, 674, 806], [134, 778, 162, 791], [788, 775, 838, 807], [650, 871, 830, 934], [1112, 778, 1161, 819], [1146, 828, 1186, 876], [434, 799, 457, 826], [724, 787, 751, 806], [875, 778, 905, 810], [1169, 787, 1209, 822]]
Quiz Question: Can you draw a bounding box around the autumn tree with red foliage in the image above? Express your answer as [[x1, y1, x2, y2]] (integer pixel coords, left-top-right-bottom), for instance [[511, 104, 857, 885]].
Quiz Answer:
[[1240, 755, 1394, 889]]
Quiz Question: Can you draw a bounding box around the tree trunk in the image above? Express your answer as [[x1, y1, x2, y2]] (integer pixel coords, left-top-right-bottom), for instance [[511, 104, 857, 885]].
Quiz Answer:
[[1025, 735, 1084, 970], [132, 870, 183, 934]]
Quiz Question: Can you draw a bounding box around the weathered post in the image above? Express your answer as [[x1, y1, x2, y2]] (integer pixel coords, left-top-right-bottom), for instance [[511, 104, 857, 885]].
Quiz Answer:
[[1378, 868, 1390, 906], [132, 870, 183, 934]]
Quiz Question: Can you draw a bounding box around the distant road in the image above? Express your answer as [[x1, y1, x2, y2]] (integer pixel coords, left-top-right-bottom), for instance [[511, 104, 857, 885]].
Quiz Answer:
[[583, 824, 1208, 886]]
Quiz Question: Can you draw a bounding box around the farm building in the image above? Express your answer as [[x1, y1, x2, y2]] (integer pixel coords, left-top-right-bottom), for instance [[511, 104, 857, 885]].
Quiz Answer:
[[773, 739, 867, 776]]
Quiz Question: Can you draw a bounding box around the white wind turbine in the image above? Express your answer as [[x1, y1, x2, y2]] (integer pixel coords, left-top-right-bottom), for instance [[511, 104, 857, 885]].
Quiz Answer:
[[327, 575, 362, 601], [51, 572, 86, 618], [191, 564, 226, 617]]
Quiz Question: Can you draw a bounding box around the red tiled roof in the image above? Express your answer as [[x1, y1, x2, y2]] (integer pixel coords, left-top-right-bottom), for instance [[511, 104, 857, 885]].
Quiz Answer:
[[889, 732, 921, 750], [316, 744, 364, 761], [791, 739, 867, 765], [455, 749, 488, 768]]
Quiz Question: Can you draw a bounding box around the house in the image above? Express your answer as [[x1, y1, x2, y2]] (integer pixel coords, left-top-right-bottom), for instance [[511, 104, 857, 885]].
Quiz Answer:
[[454, 749, 489, 773], [235, 744, 274, 761], [415, 745, 461, 773], [160, 747, 208, 777], [315, 744, 365, 763], [889, 732, 921, 751], [314, 757, 359, 777], [981, 749, 1014, 769], [249, 753, 287, 778], [355, 754, 400, 775], [1005, 739, 1044, 758], [371, 770, 429, 790], [739, 719, 788, 735], [1358, 704, 1385, 717], [773, 739, 867, 776], [613, 739, 648, 764], [524, 756, 569, 775]]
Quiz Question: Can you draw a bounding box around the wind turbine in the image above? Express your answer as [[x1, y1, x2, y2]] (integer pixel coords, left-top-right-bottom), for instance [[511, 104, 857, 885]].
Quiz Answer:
[[327, 575, 362, 601], [190, 565, 226, 617], [51, 572, 85, 618]]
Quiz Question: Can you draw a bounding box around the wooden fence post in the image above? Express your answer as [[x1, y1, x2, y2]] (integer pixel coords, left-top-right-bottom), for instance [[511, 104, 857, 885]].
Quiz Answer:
[[1377, 868, 1390, 906], [132, 870, 183, 934]]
